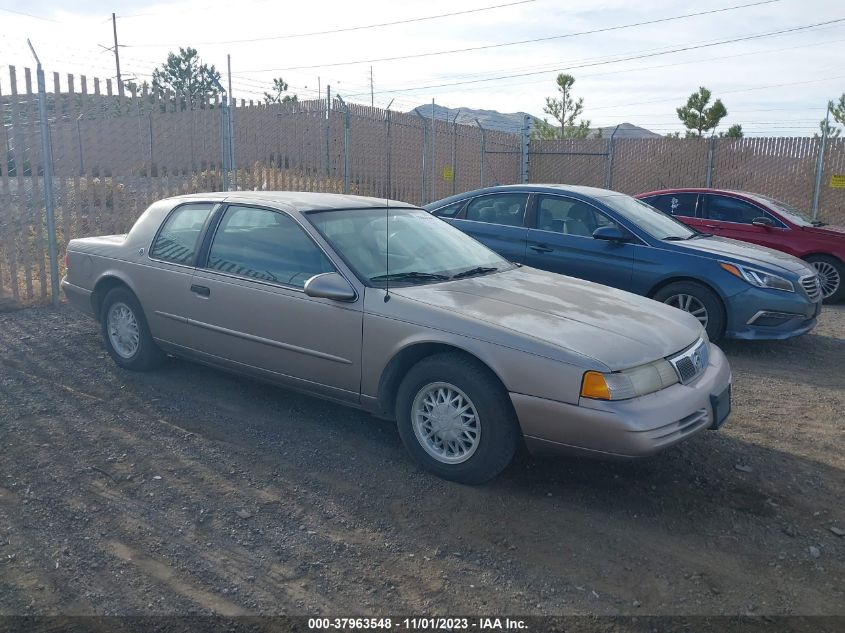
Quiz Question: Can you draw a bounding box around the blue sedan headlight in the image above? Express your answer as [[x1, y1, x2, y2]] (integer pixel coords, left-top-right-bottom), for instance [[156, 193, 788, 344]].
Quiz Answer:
[[720, 261, 794, 292]]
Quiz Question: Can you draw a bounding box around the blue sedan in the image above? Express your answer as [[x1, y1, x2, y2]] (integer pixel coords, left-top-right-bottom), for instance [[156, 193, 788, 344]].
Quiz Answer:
[[424, 185, 823, 341]]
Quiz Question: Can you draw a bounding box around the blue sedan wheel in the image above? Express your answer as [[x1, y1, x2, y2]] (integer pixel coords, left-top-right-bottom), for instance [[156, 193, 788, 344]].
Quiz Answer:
[[653, 281, 725, 341]]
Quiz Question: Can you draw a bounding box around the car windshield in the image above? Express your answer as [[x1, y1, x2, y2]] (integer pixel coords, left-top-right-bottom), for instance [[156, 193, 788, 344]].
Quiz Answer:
[[307, 207, 512, 286], [748, 193, 815, 226], [601, 194, 697, 240]]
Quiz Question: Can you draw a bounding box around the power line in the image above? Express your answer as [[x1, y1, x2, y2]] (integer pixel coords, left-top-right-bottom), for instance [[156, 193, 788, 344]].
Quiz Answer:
[[127, 0, 537, 47], [0, 7, 60, 22], [345, 31, 844, 101], [588, 73, 845, 112], [234, 0, 785, 73], [346, 19, 845, 96]]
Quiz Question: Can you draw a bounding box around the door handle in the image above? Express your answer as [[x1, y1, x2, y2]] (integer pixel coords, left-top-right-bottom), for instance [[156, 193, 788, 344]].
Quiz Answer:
[[703, 224, 718, 229], [529, 244, 553, 253], [190, 284, 210, 297]]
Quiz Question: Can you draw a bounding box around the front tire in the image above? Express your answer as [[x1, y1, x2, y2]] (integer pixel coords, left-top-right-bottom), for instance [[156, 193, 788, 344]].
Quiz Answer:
[[395, 353, 519, 484], [805, 254, 844, 303], [100, 287, 165, 371], [653, 281, 725, 341]]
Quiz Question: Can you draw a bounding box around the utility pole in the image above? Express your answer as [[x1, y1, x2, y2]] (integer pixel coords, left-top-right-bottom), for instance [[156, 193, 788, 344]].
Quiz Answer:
[[370, 66, 374, 107], [112, 13, 124, 97]]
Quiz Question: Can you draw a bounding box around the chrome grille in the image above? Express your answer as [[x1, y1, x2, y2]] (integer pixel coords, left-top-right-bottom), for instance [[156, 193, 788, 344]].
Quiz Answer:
[[669, 338, 710, 385], [800, 274, 822, 302]]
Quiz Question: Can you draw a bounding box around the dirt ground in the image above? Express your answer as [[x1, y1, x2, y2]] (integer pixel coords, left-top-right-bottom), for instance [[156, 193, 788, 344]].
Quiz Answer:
[[0, 304, 843, 617]]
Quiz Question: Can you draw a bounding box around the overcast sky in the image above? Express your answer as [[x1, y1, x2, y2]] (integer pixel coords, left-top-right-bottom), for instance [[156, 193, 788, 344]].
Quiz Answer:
[[1, 0, 843, 135]]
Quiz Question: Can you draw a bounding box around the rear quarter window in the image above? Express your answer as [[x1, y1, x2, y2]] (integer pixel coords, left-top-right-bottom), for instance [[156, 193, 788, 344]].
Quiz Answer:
[[431, 200, 465, 218], [150, 203, 214, 265], [644, 193, 698, 218]]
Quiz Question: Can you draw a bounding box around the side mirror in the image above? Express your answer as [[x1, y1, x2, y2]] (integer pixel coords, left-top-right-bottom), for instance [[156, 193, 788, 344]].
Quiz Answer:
[[592, 226, 631, 242], [304, 272, 357, 301], [751, 217, 775, 228]]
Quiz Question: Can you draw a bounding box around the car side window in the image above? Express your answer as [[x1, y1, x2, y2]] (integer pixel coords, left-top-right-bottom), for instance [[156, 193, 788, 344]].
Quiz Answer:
[[464, 193, 528, 226], [645, 193, 698, 218], [536, 195, 619, 237], [207, 205, 335, 288], [431, 200, 464, 218], [149, 203, 215, 265], [704, 195, 767, 224]]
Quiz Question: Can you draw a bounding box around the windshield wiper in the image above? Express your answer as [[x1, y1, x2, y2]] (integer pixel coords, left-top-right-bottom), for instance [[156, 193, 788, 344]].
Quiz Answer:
[[662, 236, 688, 241], [370, 271, 450, 283], [812, 221, 827, 227], [690, 232, 713, 238], [451, 266, 499, 280]]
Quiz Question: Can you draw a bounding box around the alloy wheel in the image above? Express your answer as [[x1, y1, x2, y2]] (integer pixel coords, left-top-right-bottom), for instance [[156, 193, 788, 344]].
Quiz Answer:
[[107, 301, 141, 359], [411, 382, 481, 465], [663, 293, 709, 328], [811, 260, 841, 299]]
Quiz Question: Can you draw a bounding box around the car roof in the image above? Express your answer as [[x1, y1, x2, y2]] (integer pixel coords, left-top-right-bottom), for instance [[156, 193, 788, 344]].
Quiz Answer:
[[636, 187, 769, 199], [424, 184, 626, 208], [167, 191, 418, 212]]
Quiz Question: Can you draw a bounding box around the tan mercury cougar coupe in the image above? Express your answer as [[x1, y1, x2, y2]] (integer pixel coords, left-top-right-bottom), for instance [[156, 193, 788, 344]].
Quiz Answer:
[[62, 192, 732, 483]]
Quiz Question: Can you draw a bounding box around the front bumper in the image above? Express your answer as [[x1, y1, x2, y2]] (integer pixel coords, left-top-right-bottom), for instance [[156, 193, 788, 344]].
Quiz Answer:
[[513, 343, 732, 458], [60, 277, 95, 317], [724, 286, 821, 340]]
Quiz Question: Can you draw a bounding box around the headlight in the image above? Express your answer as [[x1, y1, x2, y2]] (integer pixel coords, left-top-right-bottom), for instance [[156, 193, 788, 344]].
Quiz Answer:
[[581, 358, 679, 401], [720, 261, 794, 292]]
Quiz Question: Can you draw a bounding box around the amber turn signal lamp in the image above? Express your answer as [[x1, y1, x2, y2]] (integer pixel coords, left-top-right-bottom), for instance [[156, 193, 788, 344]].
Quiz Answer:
[[581, 371, 611, 400]]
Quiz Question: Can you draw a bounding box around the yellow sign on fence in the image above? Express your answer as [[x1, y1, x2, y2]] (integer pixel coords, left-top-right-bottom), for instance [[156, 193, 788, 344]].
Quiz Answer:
[[442, 165, 454, 182], [831, 174, 845, 189]]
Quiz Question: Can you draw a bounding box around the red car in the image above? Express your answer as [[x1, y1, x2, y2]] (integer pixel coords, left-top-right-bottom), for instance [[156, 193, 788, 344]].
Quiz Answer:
[[636, 188, 845, 303]]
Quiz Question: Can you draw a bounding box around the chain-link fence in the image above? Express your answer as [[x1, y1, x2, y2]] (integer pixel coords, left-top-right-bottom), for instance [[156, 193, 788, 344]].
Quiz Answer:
[[2, 62, 845, 307]]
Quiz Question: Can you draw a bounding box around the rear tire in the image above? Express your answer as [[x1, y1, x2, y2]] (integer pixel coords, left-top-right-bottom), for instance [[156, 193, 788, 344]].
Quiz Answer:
[[805, 254, 844, 303], [100, 287, 165, 371], [653, 281, 725, 341], [395, 353, 519, 484]]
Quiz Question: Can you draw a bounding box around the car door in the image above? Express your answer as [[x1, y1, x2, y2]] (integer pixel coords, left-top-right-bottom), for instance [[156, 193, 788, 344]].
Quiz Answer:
[[142, 201, 217, 347], [701, 194, 789, 249], [450, 192, 529, 263], [525, 194, 634, 290], [642, 193, 705, 231], [186, 204, 364, 403]]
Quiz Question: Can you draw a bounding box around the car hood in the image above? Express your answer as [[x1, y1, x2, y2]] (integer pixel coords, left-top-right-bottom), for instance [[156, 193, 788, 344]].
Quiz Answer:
[[393, 266, 703, 371], [675, 235, 812, 275]]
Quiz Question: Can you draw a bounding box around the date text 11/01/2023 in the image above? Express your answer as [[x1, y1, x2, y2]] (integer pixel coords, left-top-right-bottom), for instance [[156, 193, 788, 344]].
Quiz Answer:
[[307, 617, 528, 630]]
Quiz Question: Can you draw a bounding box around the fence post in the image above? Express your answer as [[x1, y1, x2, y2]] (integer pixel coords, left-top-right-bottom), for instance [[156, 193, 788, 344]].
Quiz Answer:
[[705, 136, 716, 188], [521, 114, 530, 184], [337, 96, 350, 194], [451, 110, 460, 195], [430, 99, 436, 203], [28, 41, 60, 306], [476, 119, 486, 188], [384, 105, 392, 198], [221, 95, 230, 191], [606, 124, 620, 189], [415, 109, 428, 204], [227, 54, 236, 190], [812, 102, 831, 219], [325, 85, 331, 177]]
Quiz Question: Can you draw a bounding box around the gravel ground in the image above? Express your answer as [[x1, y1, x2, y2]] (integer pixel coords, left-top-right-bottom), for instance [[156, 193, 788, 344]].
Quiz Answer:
[[0, 304, 843, 617]]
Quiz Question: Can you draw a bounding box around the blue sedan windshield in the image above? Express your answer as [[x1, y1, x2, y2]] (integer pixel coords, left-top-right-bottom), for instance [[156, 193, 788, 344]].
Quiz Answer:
[[601, 195, 697, 241]]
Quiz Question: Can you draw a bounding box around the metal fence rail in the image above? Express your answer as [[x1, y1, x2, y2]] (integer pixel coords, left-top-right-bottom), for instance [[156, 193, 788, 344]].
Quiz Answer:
[[2, 62, 845, 306]]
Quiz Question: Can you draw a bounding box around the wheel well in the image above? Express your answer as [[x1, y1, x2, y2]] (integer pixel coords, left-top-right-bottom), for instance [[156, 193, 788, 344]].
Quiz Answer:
[[375, 343, 507, 420], [90, 277, 131, 320], [803, 252, 842, 264]]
